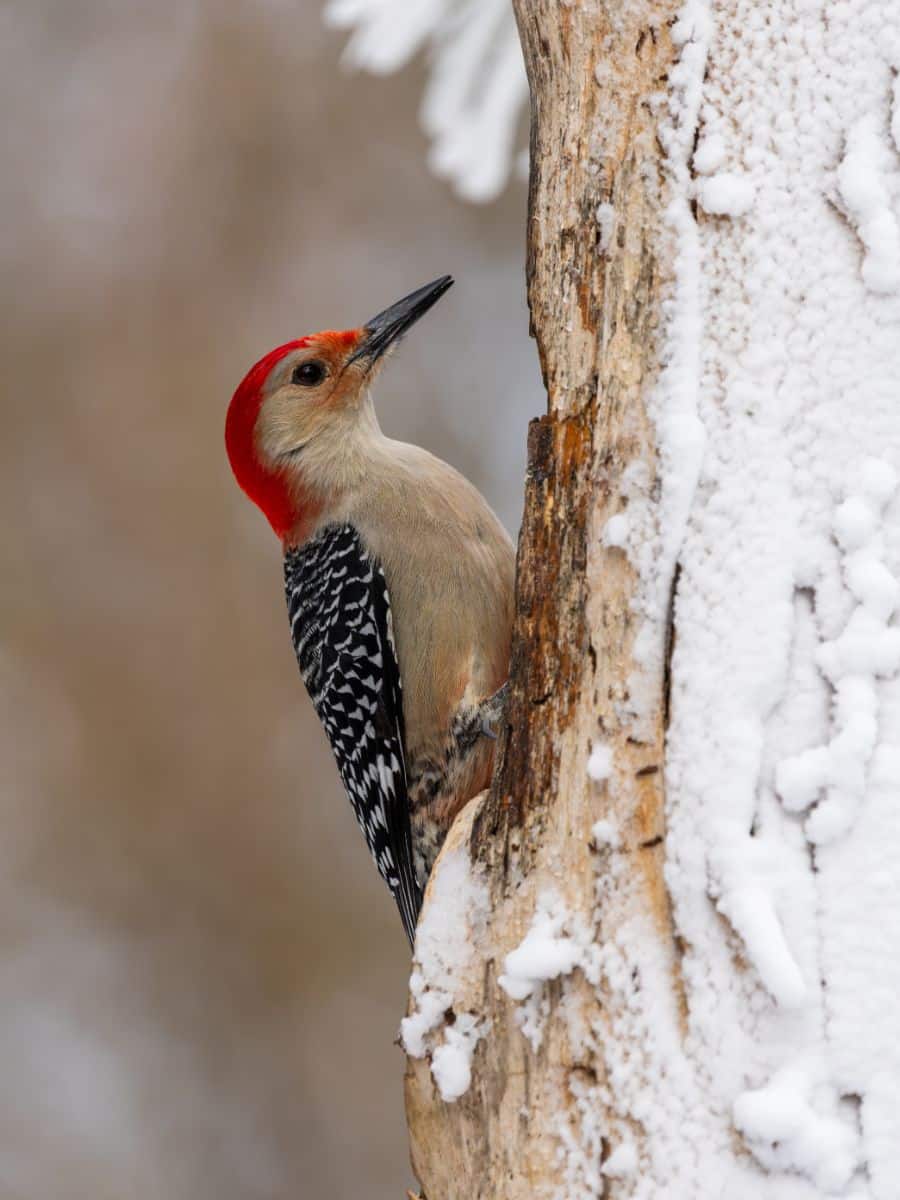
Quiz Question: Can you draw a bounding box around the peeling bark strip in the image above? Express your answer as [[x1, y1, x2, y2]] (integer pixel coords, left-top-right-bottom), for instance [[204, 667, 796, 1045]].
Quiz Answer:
[[478, 0, 680, 860], [405, 3, 683, 1197], [478, 409, 593, 845]]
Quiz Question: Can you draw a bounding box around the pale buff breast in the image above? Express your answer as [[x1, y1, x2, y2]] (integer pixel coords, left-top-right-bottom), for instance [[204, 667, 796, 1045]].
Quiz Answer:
[[340, 441, 516, 763]]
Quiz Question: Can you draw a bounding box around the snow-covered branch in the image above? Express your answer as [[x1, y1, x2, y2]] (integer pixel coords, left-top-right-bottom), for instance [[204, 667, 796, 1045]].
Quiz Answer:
[[323, 0, 527, 202]]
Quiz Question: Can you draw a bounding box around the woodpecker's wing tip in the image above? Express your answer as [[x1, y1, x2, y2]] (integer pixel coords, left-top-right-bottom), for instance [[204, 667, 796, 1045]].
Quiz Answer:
[[401, 890, 422, 951]]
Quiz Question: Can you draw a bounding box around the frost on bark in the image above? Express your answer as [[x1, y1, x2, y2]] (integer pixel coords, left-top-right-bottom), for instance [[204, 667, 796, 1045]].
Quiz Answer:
[[404, 0, 900, 1197]]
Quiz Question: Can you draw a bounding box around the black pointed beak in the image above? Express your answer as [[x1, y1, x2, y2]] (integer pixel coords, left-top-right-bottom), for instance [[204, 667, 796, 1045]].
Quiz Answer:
[[349, 276, 454, 365]]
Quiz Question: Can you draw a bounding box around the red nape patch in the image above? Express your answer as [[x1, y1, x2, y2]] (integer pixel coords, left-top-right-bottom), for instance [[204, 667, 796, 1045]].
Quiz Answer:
[[225, 338, 310, 540]]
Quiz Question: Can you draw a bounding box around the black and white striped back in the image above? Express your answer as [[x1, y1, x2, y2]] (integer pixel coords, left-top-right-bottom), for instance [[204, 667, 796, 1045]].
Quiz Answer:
[[283, 524, 421, 944]]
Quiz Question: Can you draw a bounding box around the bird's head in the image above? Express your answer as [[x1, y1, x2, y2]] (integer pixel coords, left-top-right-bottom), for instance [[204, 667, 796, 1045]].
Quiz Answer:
[[226, 275, 453, 542]]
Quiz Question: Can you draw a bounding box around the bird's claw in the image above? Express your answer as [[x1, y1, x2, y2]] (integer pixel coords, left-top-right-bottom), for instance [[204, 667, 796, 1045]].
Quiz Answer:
[[478, 681, 509, 740], [480, 717, 498, 741]]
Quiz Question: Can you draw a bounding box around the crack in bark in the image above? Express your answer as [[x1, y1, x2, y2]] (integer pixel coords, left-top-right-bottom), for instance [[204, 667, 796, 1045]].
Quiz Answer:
[[664, 561, 681, 729]]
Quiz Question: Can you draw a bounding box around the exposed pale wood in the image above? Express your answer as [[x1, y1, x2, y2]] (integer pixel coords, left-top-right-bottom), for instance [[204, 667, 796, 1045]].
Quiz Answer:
[[405, 2, 683, 1196]]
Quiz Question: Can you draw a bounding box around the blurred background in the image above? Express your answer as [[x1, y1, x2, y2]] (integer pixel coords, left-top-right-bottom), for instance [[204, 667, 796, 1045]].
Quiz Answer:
[[0, 2, 540, 1197]]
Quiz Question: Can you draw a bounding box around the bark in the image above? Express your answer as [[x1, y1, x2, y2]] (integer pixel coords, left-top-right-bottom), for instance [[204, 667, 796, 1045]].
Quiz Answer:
[[405, 2, 682, 1195], [405, 0, 900, 1196]]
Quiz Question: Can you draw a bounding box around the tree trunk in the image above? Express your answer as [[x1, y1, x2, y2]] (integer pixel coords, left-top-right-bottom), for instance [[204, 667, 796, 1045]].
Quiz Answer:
[[404, 0, 900, 1196]]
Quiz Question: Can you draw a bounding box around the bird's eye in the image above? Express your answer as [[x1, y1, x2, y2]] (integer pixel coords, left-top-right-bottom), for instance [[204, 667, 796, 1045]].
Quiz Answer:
[[291, 360, 327, 387]]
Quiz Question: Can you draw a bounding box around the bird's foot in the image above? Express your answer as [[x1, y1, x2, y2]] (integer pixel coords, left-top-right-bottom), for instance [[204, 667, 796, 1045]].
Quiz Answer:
[[478, 681, 509, 741]]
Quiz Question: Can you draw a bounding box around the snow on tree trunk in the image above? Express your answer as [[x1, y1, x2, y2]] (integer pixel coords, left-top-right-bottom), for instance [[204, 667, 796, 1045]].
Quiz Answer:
[[403, 0, 900, 1196]]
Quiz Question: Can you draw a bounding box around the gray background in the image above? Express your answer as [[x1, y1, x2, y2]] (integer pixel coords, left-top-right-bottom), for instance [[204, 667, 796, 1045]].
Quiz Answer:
[[0, 2, 540, 1197]]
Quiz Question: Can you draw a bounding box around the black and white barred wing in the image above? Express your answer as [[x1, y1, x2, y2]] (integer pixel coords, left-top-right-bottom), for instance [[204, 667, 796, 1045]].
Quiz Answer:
[[284, 524, 422, 945]]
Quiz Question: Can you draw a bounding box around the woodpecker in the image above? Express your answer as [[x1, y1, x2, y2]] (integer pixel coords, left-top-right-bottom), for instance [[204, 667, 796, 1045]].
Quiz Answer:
[[225, 277, 515, 945]]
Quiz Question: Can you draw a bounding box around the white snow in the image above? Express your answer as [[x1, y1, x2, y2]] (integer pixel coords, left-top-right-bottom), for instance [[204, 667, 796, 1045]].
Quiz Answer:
[[601, 1141, 639, 1178], [833, 496, 878, 552], [429, 1014, 482, 1103], [590, 818, 619, 849], [622, 0, 708, 737], [579, 0, 900, 1192], [498, 892, 593, 1052], [776, 466, 900, 844], [697, 172, 756, 217], [498, 892, 584, 1002], [733, 1064, 859, 1192], [586, 742, 613, 782], [555, 1072, 607, 1200], [836, 115, 900, 295], [692, 132, 726, 175], [602, 511, 629, 549], [400, 840, 488, 1102]]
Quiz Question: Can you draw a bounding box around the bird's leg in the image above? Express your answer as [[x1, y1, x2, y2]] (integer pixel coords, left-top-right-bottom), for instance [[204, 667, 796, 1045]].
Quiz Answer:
[[444, 681, 509, 757]]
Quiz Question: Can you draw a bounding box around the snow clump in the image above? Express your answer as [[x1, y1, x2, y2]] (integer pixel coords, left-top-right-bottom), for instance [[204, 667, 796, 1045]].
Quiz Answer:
[[697, 171, 756, 216], [400, 841, 488, 1102], [586, 742, 614, 782], [498, 892, 594, 1051]]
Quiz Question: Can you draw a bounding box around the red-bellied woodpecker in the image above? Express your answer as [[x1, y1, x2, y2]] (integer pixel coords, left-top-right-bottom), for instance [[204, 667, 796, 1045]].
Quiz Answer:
[[225, 277, 515, 944]]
